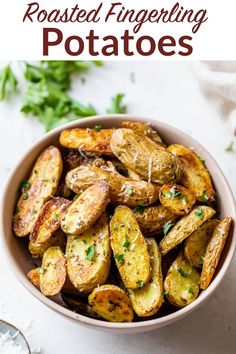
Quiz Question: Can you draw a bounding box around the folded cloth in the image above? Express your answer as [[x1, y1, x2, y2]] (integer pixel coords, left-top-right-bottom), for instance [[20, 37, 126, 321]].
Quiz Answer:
[[193, 61, 236, 135]]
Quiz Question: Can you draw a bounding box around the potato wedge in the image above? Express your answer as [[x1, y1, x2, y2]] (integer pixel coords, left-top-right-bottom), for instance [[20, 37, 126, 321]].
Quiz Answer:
[[88, 284, 134, 322], [30, 197, 71, 244], [40, 246, 66, 296], [133, 204, 178, 235], [159, 206, 216, 255], [27, 268, 40, 288], [184, 219, 219, 268], [60, 128, 114, 155], [13, 146, 63, 237], [66, 213, 111, 292], [164, 252, 200, 307], [61, 182, 109, 235], [29, 229, 66, 258], [167, 144, 214, 202], [159, 184, 196, 215], [66, 166, 160, 207], [200, 217, 232, 289], [110, 129, 182, 184], [127, 238, 164, 317], [110, 206, 150, 289], [121, 121, 165, 145]]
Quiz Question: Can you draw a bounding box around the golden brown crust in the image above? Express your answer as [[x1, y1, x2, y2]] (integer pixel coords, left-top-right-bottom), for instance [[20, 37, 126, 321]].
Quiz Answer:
[[27, 268, 40, 288], [200, 217, 232, 289], [159, 184, 196, 215], [29, 229, 66, 258], [88, 284, 134, 322], [13, 146, 63, 237], [121, 121, 165, 145]]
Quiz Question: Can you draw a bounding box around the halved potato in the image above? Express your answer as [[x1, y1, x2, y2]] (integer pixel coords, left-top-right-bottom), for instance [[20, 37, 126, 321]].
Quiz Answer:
[[88, 284, 134, 322], [110, 129, 182, 184], [184, 219, 219, 268], [13, 146, 63, 237], [110, 206, 150, 289], [200, 217, 232, 289], [40, 246, 66, 296], [66, 213, 111, 293], [164, 252, 200, 307], [167, 144, 214, 202], [30, 197, 71, 244], [27, 268, 40, 288], [66, 166, 160, 207], [121, 121, 165, 145], [61, 182, 109, 235], [29, 229, 66, 258], [159, 206, 216, 255], [159, 184, 196, 215], [127, 238, 164, 317], [133, 204, 178, 235], [59, 128, 114, 155]]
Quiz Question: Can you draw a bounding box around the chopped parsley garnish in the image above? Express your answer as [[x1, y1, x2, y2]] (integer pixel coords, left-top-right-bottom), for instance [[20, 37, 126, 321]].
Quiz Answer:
[[107, 93, 127, 114], [172, 172, 177, 179], [39, 268, 45, 274], [21, 180, 31, 191], [126, 187, 134, 196], [114, 253, 124, 263], [82, 239, 87, 244], [53, 212, 59, 220], [0, 64, 18, 101], [225, 141, 234, 152], [199, 256, 204, 265], [188, 287, 194, 294], [136, 280, 144, 288], [86, 245, 95, 261], [15, 206, 19, 213], [201, 190, 208, 203], [22, 192, 29, 200], [164, 188, 181, 199], [123, 238, 131, 249], [93, 125, 102, 132], [194, 208, 204, 220], [134, 204, 145, 214], [178, 267, 190, 278], [32, 208, 38, 214], [163, 221, 175, 236]]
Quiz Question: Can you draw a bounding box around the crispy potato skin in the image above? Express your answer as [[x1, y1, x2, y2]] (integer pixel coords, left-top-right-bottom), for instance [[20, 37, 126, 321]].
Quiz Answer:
[[88, 284, 134, 322], [110, 206, 150, 289], [121, 121, 165, 145], [159, 206, 216, 255], [27, 268, 40, 288], [13, 146, 63, 237], [66, 166, 160, 207], [164, 252, 200, 307], [66, 213, 111, 293], [61, 182, 109, 235], [29, 229, 66, 258], [200, 217, 232, 289], [167, 144, 214, 202], [128, 238, 164, 317], [184, 219, 219, 268], [110, 129, 182, 184], [134, 204, 178, 235], [40, 246, 66, 296], [159, 184, 196, 215], [30, 197, 71, 244], [59, 128, 114, 155]]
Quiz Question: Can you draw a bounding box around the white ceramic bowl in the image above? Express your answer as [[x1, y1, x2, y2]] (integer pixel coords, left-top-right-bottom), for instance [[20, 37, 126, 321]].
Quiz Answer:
[[1, 115, 235, 333]]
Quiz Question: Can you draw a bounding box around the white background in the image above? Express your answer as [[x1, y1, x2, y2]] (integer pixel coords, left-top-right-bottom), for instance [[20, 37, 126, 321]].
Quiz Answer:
[[0, 0, 236, 60], [0, 61, 236, 353]]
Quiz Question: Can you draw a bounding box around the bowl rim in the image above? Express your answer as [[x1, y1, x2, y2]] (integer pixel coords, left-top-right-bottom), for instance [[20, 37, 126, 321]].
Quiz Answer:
[[1, 114, 236, 330]]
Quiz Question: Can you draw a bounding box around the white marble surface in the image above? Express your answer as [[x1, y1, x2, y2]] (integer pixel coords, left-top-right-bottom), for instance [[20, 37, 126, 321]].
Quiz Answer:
[[0, 61, 236, 354]]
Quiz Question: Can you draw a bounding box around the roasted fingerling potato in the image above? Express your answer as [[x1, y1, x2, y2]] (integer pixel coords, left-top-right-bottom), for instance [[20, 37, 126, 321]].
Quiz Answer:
[[159, 184, 196, 215], [61, 182, 109, 235], [13, 146, 63, 237], [66, 165, 160, 207], [88, 284, 134, 322], [121, 121, 165, 145], [27, 267, 40, 288], [110, 206, 150, 289], [159, 206, 216, 255], [29, 229, 66, 258], [167, 144, 214, 202], [110, 129, 182, 184], [66, 213, 111, 293], [200, 217, 232, 290], [127, 238, 164, 317]]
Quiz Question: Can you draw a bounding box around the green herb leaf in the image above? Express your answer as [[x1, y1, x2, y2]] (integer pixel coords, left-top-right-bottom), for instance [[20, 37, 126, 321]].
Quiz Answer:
[[82, 239, 87, 244], [178, 267, 190, 278], [123, 238, 131, 249], [126, 187, 134, 196], [163, 221, 175, 236], [225, 141, 234, 152], [114, 253, 124, 263], [188, 287, 194, 294], [199, 256, 204, 266], [21, 180, 31, 191], [194, 208, 204, 220], [86, 245, 95, 261], [53, 212, 59, 220], [134, 204, 145, 214], [93, 125, 102, 132], [201, 190, 208, 203], [136, 280, 144, 288], [0, 64, 18, 101], [107, 93, 127, 114], [22, 192, 29, 200]]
